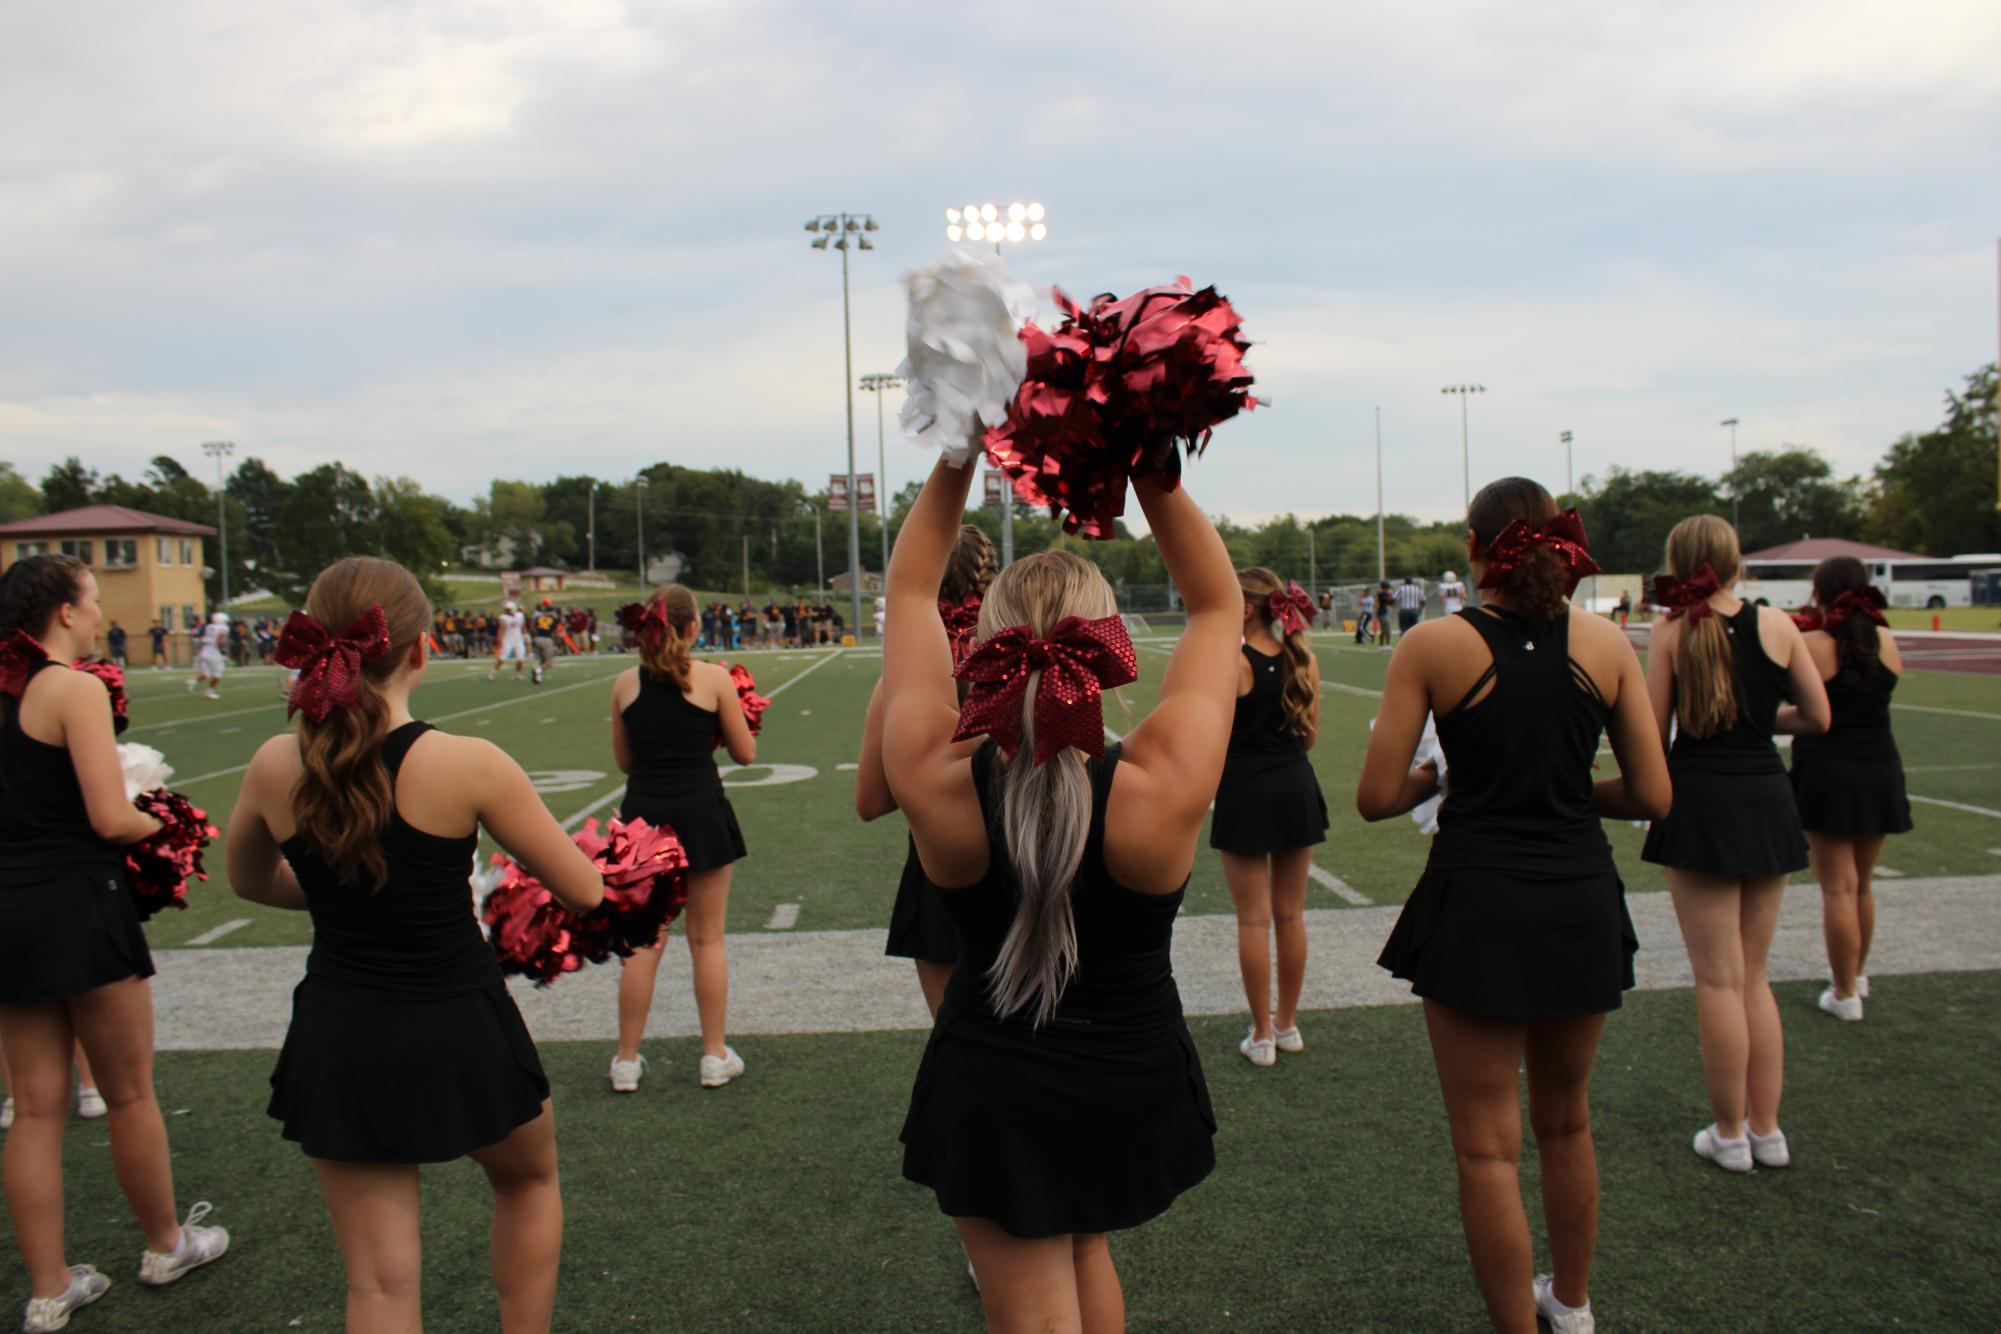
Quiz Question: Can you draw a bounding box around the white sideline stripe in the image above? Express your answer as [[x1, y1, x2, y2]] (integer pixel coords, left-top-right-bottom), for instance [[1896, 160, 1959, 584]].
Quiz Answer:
[[767, 903, 801, 930], [1307, 863, 1370, 905], [764, 649, 842, 698], [836, 762, 859, 771], [1905, 763, 2001, 774], [185, 918, 252, 946], [125, 700, 286, 733], [1874, 866, 1905, 878], [1893, 703, 2001, 722], [1989, 849, 2001, 858], [1321, 679, 1384, 699], [1910, 795, 2001, 820], [562, 784, 626, 831]]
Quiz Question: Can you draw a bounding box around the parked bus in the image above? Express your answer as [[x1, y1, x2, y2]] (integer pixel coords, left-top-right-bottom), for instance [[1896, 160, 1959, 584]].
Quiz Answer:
[[1741, 554, 2001, 610]]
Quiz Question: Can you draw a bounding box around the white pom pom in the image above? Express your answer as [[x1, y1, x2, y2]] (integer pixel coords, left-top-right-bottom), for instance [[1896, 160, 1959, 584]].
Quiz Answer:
[[1408, 715, 1449, 836], [117, 743, 175, 802], [896, 249, 1036, 465]]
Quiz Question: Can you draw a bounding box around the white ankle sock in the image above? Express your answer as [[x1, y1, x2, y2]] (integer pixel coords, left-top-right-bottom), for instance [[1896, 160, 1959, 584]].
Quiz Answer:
[[1544, 1287, 1588, 1316]]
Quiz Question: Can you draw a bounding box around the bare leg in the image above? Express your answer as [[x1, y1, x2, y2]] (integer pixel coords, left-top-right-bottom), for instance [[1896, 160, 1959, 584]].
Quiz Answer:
[[1072, 1232, 1125, 1334], [73, 1040, 96, 1098], [914, 962, 953, 1021], [1668, 871, 1750, 1138], [67, 977, 182, 1253], [956, 1217, 1086, 1333], [1852, 835, 1885, 977], [1807, 833, 1861, 997], [1267, 847, 1313, 1032], [614, 940, 667, 1063], [1221, 852, 1274, 1041], [1525, 1013, 1608, 1311], [468, 1103, 564, 1334], [1, 1002, 77, 1297], [1422, 1001, 1536, 1334], [311, 1158, 424, 1334], [1739, 876, 1788, 1138], [682, 867, 734, 1060]]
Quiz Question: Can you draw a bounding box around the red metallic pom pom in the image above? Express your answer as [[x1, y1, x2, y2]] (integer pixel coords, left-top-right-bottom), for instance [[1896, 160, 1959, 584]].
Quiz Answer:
[[72, 657, 130, 734], [124, 789, 216, 921], [481, 817, 691, 986], [713, 662, 769, 749]]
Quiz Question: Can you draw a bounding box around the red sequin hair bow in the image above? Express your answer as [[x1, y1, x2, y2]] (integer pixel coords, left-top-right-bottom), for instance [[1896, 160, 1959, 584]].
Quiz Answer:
[[0, 629, 48, 700], [938, 593, 984, 664], [1477, 508, 1602, 595], [950, 614, 1138, 765], [274, 606, 394, 723], [1823, 586, 1888, 632], [1265, 580, 1317, 636], [1655, 564, 1724, 623], [617, 601, 668, 648]]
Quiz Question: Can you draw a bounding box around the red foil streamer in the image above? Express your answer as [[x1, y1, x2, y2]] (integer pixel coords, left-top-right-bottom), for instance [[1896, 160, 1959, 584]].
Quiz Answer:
[[71, 657, 130, 734], [124, 789, 217, 921], [713, 662, 769, 749], [482, 816, 691, 986]]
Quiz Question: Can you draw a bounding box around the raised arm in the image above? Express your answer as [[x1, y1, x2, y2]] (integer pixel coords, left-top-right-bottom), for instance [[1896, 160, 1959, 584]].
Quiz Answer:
[[881, 456, 978, 788], [854, 676, 897, 821]]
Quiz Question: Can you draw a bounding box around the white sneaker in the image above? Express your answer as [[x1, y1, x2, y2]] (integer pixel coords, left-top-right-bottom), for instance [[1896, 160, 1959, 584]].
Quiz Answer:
[[699, 1046, 745, 1088], [76, 1087, 106, 1120], [486, 669, 496, 680], [184, 679, 198, 693], [609, 1054, 647, 1093], [1749, 1126, 1790, 1169], [1818, 987, 1864, 1022], [1856, 975, 1870, 999], [202, 689, 219, 701], [22, 1265, 110, 1333], [1239, 1028, 1276, 1068], [1692, 1124, 1753, 1174], [1, 1097, 12, 1131], [1273, 1023, 1304, 1054], [136, 1202, 229, 1287], [1532, 1274, 1594, 1334]]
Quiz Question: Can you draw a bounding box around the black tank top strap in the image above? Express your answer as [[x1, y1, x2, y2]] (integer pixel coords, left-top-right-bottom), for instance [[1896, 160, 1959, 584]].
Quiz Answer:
[[379, 720, 434, 782], [1443, 609, 1502, 715], [1085, 743, 1121, 860]]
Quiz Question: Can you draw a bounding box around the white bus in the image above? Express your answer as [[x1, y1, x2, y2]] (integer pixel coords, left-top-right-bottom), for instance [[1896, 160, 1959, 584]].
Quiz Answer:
[[1741, 554, 2001, 610]]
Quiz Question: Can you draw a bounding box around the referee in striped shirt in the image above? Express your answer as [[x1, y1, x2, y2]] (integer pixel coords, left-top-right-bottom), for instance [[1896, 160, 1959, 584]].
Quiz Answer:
[[1393, 576, 1426, 637]]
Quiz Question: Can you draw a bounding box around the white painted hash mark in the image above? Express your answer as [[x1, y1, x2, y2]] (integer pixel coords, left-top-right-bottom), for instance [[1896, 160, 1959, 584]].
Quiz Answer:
[[766, 903, 800, 930], [1307, 863, 1370, 906], [186, 919, 252, 946], [1911, 795, 2001, 820], [1874, 866, 1905, 878]]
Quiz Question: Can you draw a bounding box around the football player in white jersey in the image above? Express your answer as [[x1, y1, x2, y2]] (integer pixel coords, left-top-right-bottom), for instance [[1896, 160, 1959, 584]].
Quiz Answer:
[[488, 602, 529, 680], [1438, 570, 1468, 616], [186, 612, 229, 699]]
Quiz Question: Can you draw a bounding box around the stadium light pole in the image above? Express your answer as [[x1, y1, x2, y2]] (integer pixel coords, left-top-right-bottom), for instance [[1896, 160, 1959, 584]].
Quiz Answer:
[[1560, 430, 1574, 498], [944, 201, 1046, 565], [586, 480, 597, 573], [806, 212, 878, 638], [1440, 385, 1485, 517], [1720, 417, 1740, 527], [1374, 407, 1386, 584], [200, 440, 234, 608], [859, 372, 904, 579], [634, 476, 648, 584]]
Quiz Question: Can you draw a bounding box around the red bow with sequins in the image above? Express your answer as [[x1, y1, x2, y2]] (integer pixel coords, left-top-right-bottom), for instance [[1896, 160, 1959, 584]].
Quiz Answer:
[[1478, 508, 1601, 595], [274, 606, 393, 723], [1823, 586, 1887, 633], [0, 630, 48, 700], [1655, 564, 1724, 623], [617, 601, 668, 648], [938, 593, 984, 665], [1265, 581, 1317, 636], [951, 615, 1137, 765]]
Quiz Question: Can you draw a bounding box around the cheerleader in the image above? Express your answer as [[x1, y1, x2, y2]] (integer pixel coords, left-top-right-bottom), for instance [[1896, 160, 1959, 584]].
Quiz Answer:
[[886, 458, 1238, 1329], [227, 556, 603, 1333], [1, 555, 231, 1334], [1363, 480, 1669, 1334], [1211, 568, 1328, 1066], [1642, 516, 1829, 1174], [857, 524, 996, 1017], [1788, 557, 1910, 1021], [607, 584, 756, 1092]]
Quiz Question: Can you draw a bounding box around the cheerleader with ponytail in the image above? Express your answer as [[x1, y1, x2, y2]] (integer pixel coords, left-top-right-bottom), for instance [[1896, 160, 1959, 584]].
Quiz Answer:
[[1210, 569, 1328, 1066], [1788, 556, 1909, 1021], [1641, 516, 1830, 1175], [228, 556, 604, 1332]]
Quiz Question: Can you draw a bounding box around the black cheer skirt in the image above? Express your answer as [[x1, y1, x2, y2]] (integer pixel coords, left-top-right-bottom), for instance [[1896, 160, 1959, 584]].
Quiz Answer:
[[885, 839, 958, 965], [901, 1008, 1216, 1238], [267, 978, 549, 1164], [1210, 756, 1329, 855], [622, 788, 746, 873], [0, 863, 154, 1005], [1377, 866, 1637, 1018], [1791, 753, 1913, 838], [1642, 765, 1808, 876]]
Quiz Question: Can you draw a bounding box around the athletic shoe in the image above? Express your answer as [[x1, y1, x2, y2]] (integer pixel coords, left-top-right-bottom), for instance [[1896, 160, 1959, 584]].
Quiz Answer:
[[76, 1087, 106, 1120], [609, 1054, 647, 1093], [486, 669, 496, 680], [1818, 987, 1864, 1022], [184, 679, 198, 693], [22, 1265, 110, 1333], [136, 1202, 229, 1287], [699, 1047, 745, 1088], [1239, 1029, 1276, 1068], [1856, 975, 1871, 999], [1692, 1124, 1753, 1174], [202, 690, 219, 701], [0, 1097, 12, 1131], [1273, 1023, 1304, 1054], [1532, 1274, 1594, 1334], [1749, 1126, 1791, 1169]]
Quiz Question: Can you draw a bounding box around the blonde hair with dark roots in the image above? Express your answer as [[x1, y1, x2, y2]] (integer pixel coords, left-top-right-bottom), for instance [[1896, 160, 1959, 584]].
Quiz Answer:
[[1235, 566, 1316, 742], [943, 525, 998, 603], [637, 584, 698, 689], [1663, 514, 1742, 740], [291, 556, 432, 889], [974, 549, 1118, 1027]]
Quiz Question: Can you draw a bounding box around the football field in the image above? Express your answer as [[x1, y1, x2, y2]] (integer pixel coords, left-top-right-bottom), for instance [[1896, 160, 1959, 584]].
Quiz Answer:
[[7, 629, 2001, 1330]]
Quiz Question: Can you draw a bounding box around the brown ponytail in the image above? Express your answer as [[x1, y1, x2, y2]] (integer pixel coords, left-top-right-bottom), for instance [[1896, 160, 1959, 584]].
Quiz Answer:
[[291, 557, 431, 889], [1662, 515, 1742, 739], [1468, 477, 1569, 620], [943, 525, 998, 603], [1812, 555, 1883, 687], [0, 554, 88, 783], [637, 584, 698, 690], [1235, 566, 1317, 742]]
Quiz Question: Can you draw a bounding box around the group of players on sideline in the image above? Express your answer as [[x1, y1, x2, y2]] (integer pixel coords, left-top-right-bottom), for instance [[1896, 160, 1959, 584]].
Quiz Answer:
[[0, 458, 1915, 1333]]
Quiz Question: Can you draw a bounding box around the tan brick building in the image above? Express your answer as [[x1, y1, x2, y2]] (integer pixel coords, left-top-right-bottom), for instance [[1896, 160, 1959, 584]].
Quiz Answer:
[[0, 505, 217, 665]]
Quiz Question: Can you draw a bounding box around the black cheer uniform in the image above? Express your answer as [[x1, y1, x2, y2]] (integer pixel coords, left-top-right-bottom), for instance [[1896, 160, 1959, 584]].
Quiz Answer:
[[0, 660, 154, 1004], [619, 668, 746, 871], [268, 722, 548, 1163], [1208, 644, 1328, 854], [901, 743, 1215, 1238], [885, 836, 959, 965], [1790, 664, 1913, 837], [1642, 604, 1809, 876], [1378, 609, 1637, 1016]]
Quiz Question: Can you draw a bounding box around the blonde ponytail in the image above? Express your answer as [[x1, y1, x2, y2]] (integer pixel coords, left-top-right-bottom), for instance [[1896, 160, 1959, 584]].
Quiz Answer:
[[1235, 566, 1315, 741], [1663, 515, 1743, 740]]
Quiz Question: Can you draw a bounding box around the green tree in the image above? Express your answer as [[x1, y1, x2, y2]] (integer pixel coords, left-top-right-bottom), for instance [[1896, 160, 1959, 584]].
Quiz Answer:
[[0, 463, 43, 523], [227, 458, 292, 576], [274, 463, 379, 596], [40, 458, 99, 512], [374, 477, 457, 576], [1571, 468, 1724, 574], [1866, 364, 2000, 557], [1722, 448, 1864, 554]]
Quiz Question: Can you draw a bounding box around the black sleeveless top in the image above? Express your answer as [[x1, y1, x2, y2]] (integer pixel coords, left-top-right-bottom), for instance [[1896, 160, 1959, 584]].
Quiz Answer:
[[621, 669, 724, 804], [0, 660, 120, 872], [937, 742, 1188, 1033], [1668, 602, 1791, 776], [1429, 609, 1615, 878], [1221, 643, 1307, 779], [1793, 665, 1899, 762], [281, 722, 497, 996]]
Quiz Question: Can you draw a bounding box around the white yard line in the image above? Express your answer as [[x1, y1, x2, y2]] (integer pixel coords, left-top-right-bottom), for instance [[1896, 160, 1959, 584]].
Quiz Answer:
[[1307, 863, 1371, 905], [764, 648, 843, 698], [1910, 794, 2001, 820], [1892, 703, 2001, 722], [561, 785, 627, 831], [766, 903, 801, 930], [185, 918, 253, 946], [125, 700, 287, 733]]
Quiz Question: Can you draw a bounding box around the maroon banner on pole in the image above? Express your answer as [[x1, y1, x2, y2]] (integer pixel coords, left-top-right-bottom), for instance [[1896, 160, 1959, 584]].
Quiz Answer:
[[856, 474, 877, 515], [984, 470, 1006, 511], [829, 474, 849, 513]]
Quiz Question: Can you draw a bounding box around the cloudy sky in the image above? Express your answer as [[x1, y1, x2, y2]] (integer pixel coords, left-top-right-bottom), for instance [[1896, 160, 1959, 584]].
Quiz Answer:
[[3, 0, 1997, 525]]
